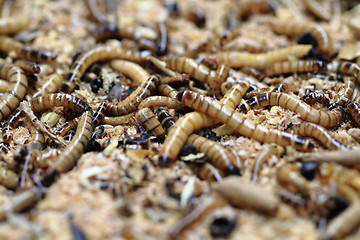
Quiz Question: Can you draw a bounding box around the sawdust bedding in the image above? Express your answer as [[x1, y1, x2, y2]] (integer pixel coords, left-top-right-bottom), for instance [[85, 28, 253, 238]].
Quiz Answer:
[[0, 0, 360, 239]]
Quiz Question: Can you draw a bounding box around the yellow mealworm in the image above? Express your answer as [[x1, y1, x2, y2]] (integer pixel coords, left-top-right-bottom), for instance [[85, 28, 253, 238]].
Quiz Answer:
[[286, 122, 348, 150], [333, 76, 355, 106], [158, 82, 250, 166], [14, 59, 40, 73], [2, 108, 22, 144], [264, 60, 326, 77], [22, 118, 45, 145], [270, 20, 333, 59], [347, 102, 360, 126], [135, 107, 166, 138], [110, 59, 150, 84], [157, 84, 178, 98], [0, 0, 30, 35], [206, 45, 312, 68], [0, 79, 8, 92], [63, 45, 150, 93], [276, 163, 310, 196], [0, 166, 18, 189], [209, 64, 230, 99], [186, 134, 240, 176], [177, 90, 315, 151], [301, 91, 330, 106], [101, 112, 136, 125], [30, 74, 64, 99], [137, 96, 184, 110], [303, 0, 332, 21], [239, 92, 344, 128], [105, 75, 160, 116], [0, 63, 28, 122], [0, 36, 57, 63], [197, 163, 223, 182]]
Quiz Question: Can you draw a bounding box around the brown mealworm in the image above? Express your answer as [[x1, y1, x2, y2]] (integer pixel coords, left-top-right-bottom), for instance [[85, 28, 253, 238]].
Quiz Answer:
[[0, 79, 8, 92], [301, 91, 330, 106], [333, 76, 355, 106], [2, 108, 22, 144], [135, 107, 166, 138], [157, 84, 178, 98], [264, 60, 326, 77], [346, 102, 360, 126], [22, 118, 45, 145]]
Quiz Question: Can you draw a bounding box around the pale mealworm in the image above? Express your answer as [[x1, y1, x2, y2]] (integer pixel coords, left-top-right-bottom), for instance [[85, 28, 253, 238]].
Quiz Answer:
[[157, 84, 178, 98], [101, 112, 136, 125], [110, 59, 150, 84], [0, 79, 8, 92], [209, 64, 230, 99], [264, 60, 326, 77]]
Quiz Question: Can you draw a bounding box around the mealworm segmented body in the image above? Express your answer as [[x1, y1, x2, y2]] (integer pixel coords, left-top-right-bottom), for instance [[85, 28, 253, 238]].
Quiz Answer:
[[157, 84, 178, 98], [14, 60, 41, 73], [0, 63, 28, 122], [138, 96, 184, 110], [63, 45, 151, 93], [336, 61, 360, 78], [105, 75, 160, 116], [301, 91, 330, 106], [101, 112, 136, 125], [209, 64, 230, 99], [110, 59, 150, 84], [286, 122, 348, 150], [177, 90, 315, 151], [333, 76, 355, 106], [239, 92, 345, 128], [2, 108, 22, 144], [30, 74, 64, 99], [276, 163, 309, 197], [264, 60, 326, 77], [206, 45, 312, 68], [197, 163, 223, 182], [347, 102, 360, 126], [0, 79, 9, 93], [157, 107, 176, 131], [22, 118, 45, 145], [135, 107, 166, 138]]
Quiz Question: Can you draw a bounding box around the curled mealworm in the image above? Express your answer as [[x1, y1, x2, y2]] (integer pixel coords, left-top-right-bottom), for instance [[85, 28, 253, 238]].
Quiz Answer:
[[158, 82, 250, 166], [276, 163, 309, 197], [270, 20, 333, 59], [303, 0, 332, 21], [333, 76, 355, 106], [239, 92, 345, 128], [135, 107, 166, 138], [2, 108, 22, 144], [264, 60, 326, 77], [101, 112, 136, 125], [0, 63, 28, 122], [286, 122, 348, 150], [186, 134, 240, 176], [206, 45, 312, 68], [0, 36, 57, 63], [29, 74, 64, 99], [14, 60, 40, 73], [197, 163, 223, 182], [110, 59, 150, 84], [137, 96, 184, 110], [63, 45, 151, 93], [0, 166, 18, 189], [0, 0, 30, 35], [105, 75, 160, 116], [177, 90, 315, 151], [301, 91, 330, 107]]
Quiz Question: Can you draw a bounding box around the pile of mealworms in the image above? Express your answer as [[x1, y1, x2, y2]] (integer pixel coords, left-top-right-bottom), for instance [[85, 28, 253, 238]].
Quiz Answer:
[[1, 0, 360, 239]]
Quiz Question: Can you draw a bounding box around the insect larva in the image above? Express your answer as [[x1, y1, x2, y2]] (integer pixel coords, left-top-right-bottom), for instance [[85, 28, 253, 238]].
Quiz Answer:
[[110, 59, 150, 84], [0, 36, 57, 63], [157, 84, 178, 98], [0, 166, 18, 189], [14, 60, 40, 73], [0, 79, 8, 92], [272, 82, 299, 94], [101, 112, 136, 125], [0, 63, 28, 122], [93, 102, 107, 127], [206, 45, 312, 68], [0, 186, 41, 221], [2, 108, 22, 144], [57, 118, 80, 137], [303, 0, 332, 21], [286, 122, 348, 150], [63, 45, 151, 93], [264, 60, 326, 77], [147, 56, 177, 77], [177, 90, 315, 151], [105, 75, 160, 116], [30, 74, 64, 99], [137, 96, 184, 110], [276, 164, 310, 197], [336, 61, 360, 77], [22, 118, 45, 145], [157, 107, 176, 131], [135, 107, 165, 138], [0, 0, 30, 35], [186, 134, 240, 176], [301, 91, 330, 107], [333, 76, 355, 106], [159, 82, 250, 166], [346, 102, 360, 126], [209, 64, 230, 99], [270, 20, 333, 59], [34, 148, 61, 169], [197, 163, 223, 182], [160, 74, 189, 87], [239, 92, 345, 128], [92, 23, 118, 42]]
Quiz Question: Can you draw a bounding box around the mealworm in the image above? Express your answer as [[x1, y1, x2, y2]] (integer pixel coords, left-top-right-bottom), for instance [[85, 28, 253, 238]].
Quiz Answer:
[[264, 60, 326, 77], [14, 60, 40, 73], [157, 84, 178, 98], [197, 163, 223, 182], [22, 118, 45, 145], [34, 148, 61, 169], [135, 107, 165, 138], [177, 90, 315, 151], [186, 134, 240, 176], [93, 102, 107, 127], [346, 102, 360, 126], [57, 117, 80, 137], [336, 61, 360, 78], [333, 76, 355, 106], [0, 79, 8, 92], [101, 112, 136, 125], [0, 166, 18, 189], [272, 82, 299, 93], [0, 36, 57, 63], [270, 20, 333, 59], [138, 96, 184, 110], [63, 45, 151, 93], [30, 74, 64, 99], [0, 0, 30, 35], [0, 63, 28, 122], [276, 163, 309, 197], [157, 107, 176, 131], [209, 64, 230, 99], [2, 108, 22, 144], [301, 91, 330, 106], [239, 92, 344, 128], [156, 22, 168, 56], [105, 75, 160, 116], [110, 59, 150, 84], [160, 74, 189, 87], [303, 0, 332, 21], [159, 82, 250, 166], [206, 45, 312, 68]]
